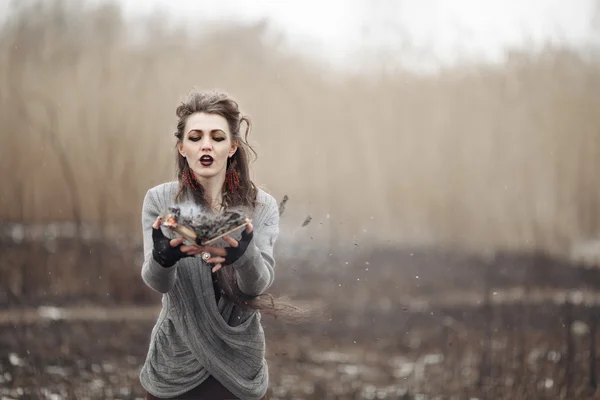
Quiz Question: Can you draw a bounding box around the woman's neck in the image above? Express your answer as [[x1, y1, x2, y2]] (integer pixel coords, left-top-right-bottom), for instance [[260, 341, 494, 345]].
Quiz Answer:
[[196, 171, 226, 212]]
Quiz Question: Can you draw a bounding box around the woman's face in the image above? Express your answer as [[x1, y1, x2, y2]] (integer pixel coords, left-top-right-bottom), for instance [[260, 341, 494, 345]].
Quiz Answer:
[[178, 112, 238, 182]]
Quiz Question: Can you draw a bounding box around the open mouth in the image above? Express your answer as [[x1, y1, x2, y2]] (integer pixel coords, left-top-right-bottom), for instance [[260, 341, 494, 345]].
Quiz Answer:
[[200, 155, 214, 166]]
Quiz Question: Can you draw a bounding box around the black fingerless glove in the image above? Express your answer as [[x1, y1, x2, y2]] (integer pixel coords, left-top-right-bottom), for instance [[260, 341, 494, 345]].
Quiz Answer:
[[224, 229, 254, 266], [152, 225, 191, 268]]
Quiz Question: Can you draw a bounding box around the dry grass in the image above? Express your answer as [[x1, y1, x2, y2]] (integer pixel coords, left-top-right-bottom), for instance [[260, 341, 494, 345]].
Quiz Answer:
[[1, 0, 600, 260]]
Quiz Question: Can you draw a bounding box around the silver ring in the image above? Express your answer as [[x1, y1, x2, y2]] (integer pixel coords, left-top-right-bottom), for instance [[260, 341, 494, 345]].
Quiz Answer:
[[201, 252, 211, 262]]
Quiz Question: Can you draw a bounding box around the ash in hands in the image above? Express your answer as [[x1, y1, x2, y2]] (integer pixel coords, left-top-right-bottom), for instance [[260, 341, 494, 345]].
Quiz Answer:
[[167, 205, 248, 243]]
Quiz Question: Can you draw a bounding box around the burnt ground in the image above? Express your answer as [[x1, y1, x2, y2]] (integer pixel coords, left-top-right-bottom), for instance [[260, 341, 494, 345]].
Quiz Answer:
[[1, 302, 599, 400], [1, 237, 600, 399]]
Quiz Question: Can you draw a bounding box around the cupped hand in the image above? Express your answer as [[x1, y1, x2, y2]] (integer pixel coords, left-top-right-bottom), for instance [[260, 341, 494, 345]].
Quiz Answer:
[[203, 221, 254, 273], [152, 216, 191, 268]]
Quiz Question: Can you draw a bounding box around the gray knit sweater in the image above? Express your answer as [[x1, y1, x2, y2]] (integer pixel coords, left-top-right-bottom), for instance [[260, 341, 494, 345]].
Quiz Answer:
[[138, 181, 279, 400]]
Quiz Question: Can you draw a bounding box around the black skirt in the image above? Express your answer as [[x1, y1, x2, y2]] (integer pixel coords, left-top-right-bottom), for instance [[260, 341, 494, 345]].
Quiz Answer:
[[145, 375, 267, 400]]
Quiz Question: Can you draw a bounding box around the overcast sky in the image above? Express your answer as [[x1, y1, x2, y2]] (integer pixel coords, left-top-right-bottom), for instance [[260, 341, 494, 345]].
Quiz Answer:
[[7, 0, 599, 71], [113, 0, 598, 70]]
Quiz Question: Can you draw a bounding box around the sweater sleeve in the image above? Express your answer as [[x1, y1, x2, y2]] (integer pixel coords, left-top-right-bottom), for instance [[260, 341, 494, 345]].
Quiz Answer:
[[140, 188, 178, 294], [230, 195, 279, 296]]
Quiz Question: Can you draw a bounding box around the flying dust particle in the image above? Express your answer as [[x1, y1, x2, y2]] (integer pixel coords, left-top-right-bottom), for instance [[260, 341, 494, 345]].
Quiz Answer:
[[301, 215, 312, 227], [278, 195, 289, 216]]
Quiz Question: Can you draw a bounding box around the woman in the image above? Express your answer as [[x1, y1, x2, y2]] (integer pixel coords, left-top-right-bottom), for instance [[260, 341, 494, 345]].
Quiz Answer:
[[139, 89, 282, 400]]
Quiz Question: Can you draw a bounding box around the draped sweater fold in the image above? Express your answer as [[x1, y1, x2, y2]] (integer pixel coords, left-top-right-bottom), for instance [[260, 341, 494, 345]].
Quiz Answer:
[[138, 181, 279, 400]]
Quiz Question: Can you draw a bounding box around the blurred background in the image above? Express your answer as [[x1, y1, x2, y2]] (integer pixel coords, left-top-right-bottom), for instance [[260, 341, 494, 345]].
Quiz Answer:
[[1, 0, 600, 398]]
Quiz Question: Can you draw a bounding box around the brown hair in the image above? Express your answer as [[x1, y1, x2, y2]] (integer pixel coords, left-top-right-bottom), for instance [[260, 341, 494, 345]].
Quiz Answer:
[[172, 89, 305, 320]]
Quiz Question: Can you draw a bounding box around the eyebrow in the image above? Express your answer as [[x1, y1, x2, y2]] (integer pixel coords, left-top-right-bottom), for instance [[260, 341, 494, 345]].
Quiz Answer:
[[187, 129, 226, 134]]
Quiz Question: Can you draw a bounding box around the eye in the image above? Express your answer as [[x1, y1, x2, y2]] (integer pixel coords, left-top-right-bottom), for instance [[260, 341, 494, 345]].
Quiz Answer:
[[189, 137, 201, 142], [214, 137, 225, 142]]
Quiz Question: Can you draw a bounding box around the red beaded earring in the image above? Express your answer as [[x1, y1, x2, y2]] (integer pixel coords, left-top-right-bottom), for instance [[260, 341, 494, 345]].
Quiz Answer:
[[225, 158, 240, 194], [182, 165, 202, 192]]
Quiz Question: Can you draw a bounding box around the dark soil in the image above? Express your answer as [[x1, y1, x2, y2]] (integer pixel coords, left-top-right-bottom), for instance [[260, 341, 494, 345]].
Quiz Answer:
[[1, 299, 599, 399], [1, 235, 599, 399]]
